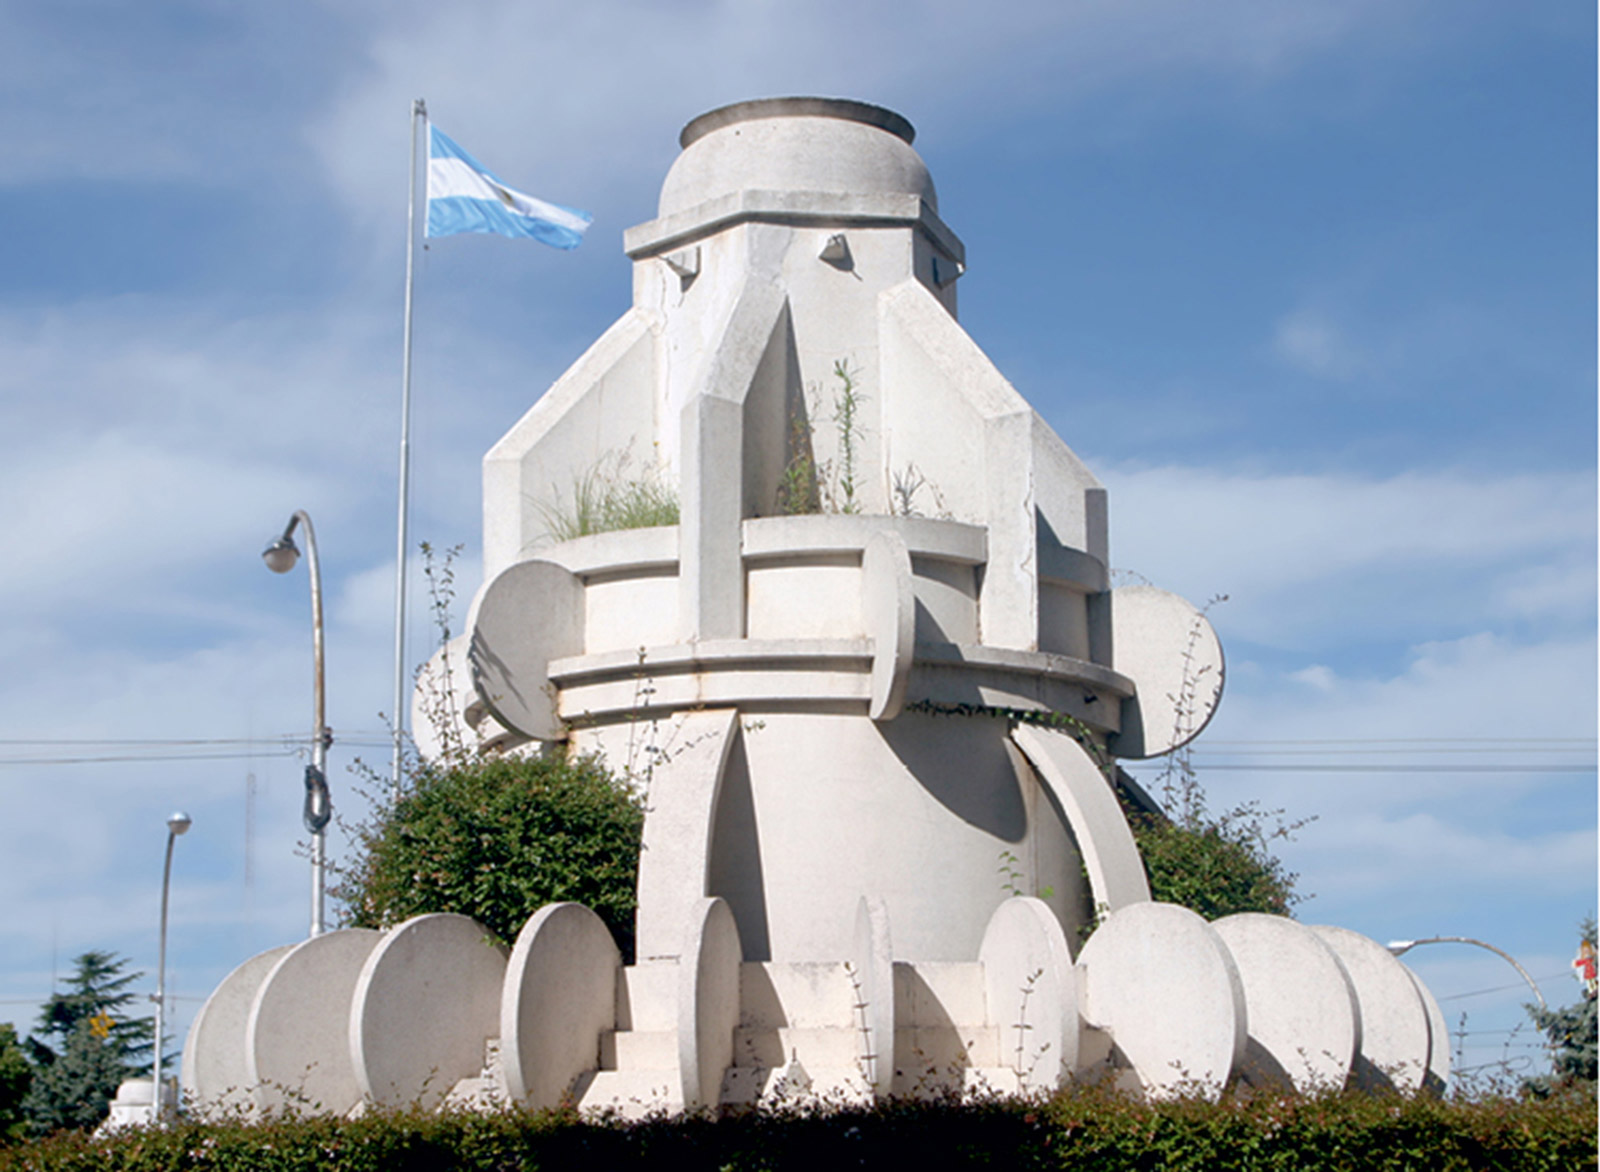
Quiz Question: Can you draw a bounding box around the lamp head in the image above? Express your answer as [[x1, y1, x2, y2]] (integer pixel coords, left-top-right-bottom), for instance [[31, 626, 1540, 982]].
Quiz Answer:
[[1386, 940, 1415, 955], [262, 535, 300, 574], [167, 811, 192, 836]]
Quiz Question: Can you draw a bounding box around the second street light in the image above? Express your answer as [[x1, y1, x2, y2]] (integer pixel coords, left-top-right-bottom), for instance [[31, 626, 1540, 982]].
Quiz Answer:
[[263, 509, 333, 938], [150, 810, 190, 1124]]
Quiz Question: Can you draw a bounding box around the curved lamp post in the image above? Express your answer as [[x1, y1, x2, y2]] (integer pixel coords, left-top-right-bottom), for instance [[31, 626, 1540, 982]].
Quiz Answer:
[[1387, 935, 1547, 1012], [263, 510, 333, 937], [152, 810, 191, 1123]]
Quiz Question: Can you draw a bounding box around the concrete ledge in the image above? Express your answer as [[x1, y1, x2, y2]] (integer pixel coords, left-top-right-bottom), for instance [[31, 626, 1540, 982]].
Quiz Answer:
[[548, 638, 1131, 727], [541, 526, 680, 578], [625, 189, 965, 265], [915, 642, 1134, 699], [742, 515, 985, 565], [1037, 542, 1108, 594]]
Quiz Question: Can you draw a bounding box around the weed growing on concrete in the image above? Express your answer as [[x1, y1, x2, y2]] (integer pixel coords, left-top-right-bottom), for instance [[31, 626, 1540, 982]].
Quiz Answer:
[[778, 360, 869, 515], [535, 449, 678, 542]]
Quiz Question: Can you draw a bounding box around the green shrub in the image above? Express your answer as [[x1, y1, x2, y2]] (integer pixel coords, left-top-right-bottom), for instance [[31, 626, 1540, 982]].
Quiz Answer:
[[1133, 812, 1298, 919], [3, 1086, 1593, 1171], [337, 752, 645, 961]]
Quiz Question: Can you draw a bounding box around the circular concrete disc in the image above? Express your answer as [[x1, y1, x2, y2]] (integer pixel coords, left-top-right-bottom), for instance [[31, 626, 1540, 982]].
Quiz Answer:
[[1310, 925, 1432, 1093], [862, 531, 914, 721], [1076, 902, 1245, 1097], [1402, 962, 1451, 1094], [246, 928, 383, 1116], [501, 903, 620, 1108], [182, 943, 294, 1119], [351, 913, 509, 1109], [1108, 586, 1224, 759], [1213, 914, 1359, 1093], [979, 897, 1078, 1091], [467, 559, 584, 741]]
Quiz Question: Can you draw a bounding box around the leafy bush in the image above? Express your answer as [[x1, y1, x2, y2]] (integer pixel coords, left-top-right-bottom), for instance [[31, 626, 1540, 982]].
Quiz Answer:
[[3, 1086, 1593, 1171], [337, 752, 645, 961], [1133, 811, 1299, 920]]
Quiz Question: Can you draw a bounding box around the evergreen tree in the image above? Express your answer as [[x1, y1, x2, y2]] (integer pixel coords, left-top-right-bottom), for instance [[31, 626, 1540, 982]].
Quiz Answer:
[[22, 952, 153, 1136], [1525, 918, 1598, 1098], [0, 1025, 30, 1145]]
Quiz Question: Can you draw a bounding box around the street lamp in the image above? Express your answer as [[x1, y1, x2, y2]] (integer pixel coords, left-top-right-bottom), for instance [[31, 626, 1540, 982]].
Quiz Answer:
[[262, 510, 333, 937], [1387, 935, 1547, 1011], [152, 810, 191, 1123]]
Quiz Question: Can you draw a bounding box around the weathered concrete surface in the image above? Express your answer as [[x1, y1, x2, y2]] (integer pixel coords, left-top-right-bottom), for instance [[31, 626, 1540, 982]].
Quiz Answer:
[[501, 902, 620, 1108], [183, 944, 293, 1119], [1213, 913, 1359, 1093], [246, 929, 382, 1117], [1077, 903, 1246, 1098], [979, 897, 1078, 1091], [1311, 924, 1432, 1093], [351, 914, 508, 1109]]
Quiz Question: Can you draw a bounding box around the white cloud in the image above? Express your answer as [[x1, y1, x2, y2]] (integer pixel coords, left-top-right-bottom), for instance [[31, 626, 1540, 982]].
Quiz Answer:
[[1274, 309, 1362, 378], [1099, 463, 1596, 649], [307, 0, 1427, 235]]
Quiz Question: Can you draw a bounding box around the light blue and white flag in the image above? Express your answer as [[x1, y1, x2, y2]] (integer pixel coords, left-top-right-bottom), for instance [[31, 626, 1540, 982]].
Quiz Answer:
[[426, 126, 592, 249]]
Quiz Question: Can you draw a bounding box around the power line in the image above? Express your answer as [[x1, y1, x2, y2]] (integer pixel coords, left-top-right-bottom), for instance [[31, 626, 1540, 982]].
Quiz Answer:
[[1183, 763, 1594, 774], [1439, 973, 1575, 1002]]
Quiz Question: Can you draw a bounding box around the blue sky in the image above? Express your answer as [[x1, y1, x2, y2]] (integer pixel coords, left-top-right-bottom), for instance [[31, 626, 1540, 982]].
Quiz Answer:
[[0, 0, 1592, 1084]]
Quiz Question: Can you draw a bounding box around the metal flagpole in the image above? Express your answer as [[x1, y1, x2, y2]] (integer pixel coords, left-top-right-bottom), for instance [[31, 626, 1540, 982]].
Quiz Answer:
[[392, 97, 426, 804]]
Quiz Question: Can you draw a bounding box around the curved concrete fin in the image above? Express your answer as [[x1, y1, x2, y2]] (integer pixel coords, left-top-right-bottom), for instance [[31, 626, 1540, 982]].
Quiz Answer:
[[677, 897, 742, 1108], [862, 531, 914, 720], [1008, 722, 1150, 913], [851, 896, 896, 1098], [635, 708, 742, 961]]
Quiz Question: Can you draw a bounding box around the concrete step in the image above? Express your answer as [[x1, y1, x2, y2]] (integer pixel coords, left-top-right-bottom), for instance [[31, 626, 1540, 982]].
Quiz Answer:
[[893, 1023, 1001, 1071], [600, 1028, 678, 1070], [720, 1061, 874, 1108], [574, 1068, 683, 1120], [442, 1037, 506, 1109], [732, 1025, 863, 1071], [894, 960, 988, 1027], [442, 1076, 503, 1111], [617, 961, 677, 1031], [739, 961, 857, 1029], [890, 1063, 1023, 1101]]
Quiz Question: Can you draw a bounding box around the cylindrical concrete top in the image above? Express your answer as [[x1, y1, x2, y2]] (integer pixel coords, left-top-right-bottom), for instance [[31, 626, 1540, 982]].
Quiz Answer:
[[660, 97, 936, 218]]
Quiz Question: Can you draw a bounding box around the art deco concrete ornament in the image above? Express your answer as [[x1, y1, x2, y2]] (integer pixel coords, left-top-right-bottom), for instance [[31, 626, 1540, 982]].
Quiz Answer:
[[186, 97, 1448, 1118]]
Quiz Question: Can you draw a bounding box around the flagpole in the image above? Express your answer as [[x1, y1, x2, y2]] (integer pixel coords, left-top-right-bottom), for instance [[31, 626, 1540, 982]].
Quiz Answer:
[[391, 97, 426, 803]]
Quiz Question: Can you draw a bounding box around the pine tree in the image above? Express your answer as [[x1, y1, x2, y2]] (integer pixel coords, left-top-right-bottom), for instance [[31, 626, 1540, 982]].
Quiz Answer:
[[1525, 918, 1598, 1097], [22, 951, 153, 1136], [0, 1025, 30, 1145]]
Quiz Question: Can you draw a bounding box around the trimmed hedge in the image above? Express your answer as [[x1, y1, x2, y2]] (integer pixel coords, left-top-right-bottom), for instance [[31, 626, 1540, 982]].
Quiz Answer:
[[4, 1087, 1593, 1171]]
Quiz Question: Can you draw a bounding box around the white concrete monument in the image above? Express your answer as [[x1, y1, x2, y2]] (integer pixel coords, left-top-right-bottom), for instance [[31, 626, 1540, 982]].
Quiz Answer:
[[187, 97, 1446, 1117]]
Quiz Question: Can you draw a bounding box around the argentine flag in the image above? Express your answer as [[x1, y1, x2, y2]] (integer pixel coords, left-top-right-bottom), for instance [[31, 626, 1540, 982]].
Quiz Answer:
[[426, 126, 591, 249]]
